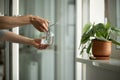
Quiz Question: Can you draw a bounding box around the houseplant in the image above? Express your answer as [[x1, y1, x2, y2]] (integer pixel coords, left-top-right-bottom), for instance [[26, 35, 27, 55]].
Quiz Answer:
[[80, 22, 120, 60]]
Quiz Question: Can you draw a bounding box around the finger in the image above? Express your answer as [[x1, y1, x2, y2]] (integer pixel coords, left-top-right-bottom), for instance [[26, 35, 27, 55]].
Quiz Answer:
[[43, 45, 48, 49], [39, 26, 46, 32], [44, 19, 49, 31], [38, 45, 43, 49], [34, 18, 48, 32], [41, 18, 49, 31], [44, 44, 49, 48], [42, 22, 48, 32], [34, 25, 46, 32], [39, 45, 45, 49], [39, 44, 48, 49], [36, 20, 47, 32], [42, 23, 47, 31]]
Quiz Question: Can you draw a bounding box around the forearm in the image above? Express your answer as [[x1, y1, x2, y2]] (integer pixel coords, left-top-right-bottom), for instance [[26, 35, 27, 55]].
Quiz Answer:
[[0, 30, 48, 49], [0, 15, 48, 32], [0, 15, 32, 29], [0, 31, 33, 45]]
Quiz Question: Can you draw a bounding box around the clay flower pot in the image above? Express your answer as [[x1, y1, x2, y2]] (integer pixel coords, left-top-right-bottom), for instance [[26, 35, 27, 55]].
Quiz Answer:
[[92, 39, 112, 60]]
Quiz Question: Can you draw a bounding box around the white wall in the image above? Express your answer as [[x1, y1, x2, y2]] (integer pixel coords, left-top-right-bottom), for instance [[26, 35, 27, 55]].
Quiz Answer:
[[90, 0, 105, 23]]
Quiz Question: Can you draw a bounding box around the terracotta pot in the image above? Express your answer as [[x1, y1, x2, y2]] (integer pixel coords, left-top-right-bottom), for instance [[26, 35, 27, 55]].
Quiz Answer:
[[92, 39, 112, 60]]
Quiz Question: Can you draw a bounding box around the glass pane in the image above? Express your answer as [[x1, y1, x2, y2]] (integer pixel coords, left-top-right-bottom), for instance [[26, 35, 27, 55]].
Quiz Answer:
[[19, 0, 55, 80], [19, 0, 75, 80]]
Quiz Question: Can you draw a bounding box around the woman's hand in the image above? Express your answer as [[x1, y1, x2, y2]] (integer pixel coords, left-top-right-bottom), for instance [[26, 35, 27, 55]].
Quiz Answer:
[[31, 38, 48, 49], [30, 15, 49, 32]]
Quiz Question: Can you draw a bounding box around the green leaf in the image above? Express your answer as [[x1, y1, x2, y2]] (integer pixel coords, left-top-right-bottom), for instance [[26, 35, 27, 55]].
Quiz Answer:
[[80, 46, 86, 54], [111, 27, 120, 33], [81, 28, 94, 44], [80, 33, 90, 44], [95, 37, 109, 41], [94, 23, 106, 37], [110, 38, 120, 46], [83, 23, 92, 33], [105, 22, 111, 29], [111, 27, 120, 36], [87, 43, 92, 54]]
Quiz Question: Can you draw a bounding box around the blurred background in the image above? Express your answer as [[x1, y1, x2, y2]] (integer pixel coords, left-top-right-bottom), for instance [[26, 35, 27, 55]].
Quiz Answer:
[[0, 0, 120, 80]]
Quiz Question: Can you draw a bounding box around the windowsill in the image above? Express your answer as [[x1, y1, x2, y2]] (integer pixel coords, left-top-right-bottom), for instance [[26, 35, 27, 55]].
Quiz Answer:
[[76, 57, 120, 72]]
